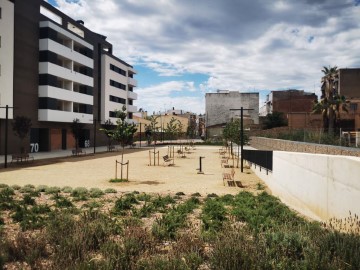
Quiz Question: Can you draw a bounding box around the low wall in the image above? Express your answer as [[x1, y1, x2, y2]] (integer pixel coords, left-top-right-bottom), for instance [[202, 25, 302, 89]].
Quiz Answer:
[[251, 151, 360, 221], [250, 136, 360, 157]]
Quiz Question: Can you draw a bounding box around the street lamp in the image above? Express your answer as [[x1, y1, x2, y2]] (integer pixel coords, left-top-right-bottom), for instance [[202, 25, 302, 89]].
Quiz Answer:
[[230, 107, 254, 172]]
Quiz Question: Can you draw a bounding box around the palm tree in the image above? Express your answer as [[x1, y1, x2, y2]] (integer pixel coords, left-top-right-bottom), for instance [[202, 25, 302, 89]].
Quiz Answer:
[[322, 66, 338, 134], [314, 66, 348, 135]]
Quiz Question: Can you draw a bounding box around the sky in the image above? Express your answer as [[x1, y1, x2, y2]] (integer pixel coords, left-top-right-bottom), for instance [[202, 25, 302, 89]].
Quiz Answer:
[[47, 0, 360, 114]]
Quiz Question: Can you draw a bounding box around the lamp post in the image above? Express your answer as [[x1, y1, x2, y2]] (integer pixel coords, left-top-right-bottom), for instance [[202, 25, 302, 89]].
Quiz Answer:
[[1, 105, 15, 168], [230, 107, 254, 172]]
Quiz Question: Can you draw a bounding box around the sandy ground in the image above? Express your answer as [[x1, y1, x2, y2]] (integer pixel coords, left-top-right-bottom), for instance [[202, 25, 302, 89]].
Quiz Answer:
[[0, 146, 265, 196]]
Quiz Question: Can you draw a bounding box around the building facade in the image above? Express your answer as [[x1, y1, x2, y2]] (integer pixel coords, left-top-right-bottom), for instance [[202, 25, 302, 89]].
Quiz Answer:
[[259, 90, 318, 129], [0, 0, 14, 120], [323, 68, 360, 131], [205, 90, 259, 138], [0, 0, 137, 154], [260, 90, 317, 117]]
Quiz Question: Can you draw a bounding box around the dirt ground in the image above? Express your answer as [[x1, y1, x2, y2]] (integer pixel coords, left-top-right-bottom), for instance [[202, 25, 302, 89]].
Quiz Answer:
[[0, 146, 266, 196]]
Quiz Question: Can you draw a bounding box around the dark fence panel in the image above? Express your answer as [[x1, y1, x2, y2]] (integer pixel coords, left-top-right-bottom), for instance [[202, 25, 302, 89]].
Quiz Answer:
[[243, 150, 273, 171]]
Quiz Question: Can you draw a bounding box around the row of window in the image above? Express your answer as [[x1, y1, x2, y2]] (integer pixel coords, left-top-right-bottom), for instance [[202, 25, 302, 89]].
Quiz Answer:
[[39, 50, 93, 77], [109, 95, 126, 104], [110, 64, 126, 76], [110, 79, 126, 90], [40, 27, 93, 58], [39, 74, 93, 95], [39, 97, 92, 114]]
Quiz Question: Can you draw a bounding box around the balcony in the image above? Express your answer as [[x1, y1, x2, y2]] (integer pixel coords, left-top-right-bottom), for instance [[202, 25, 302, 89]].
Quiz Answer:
[[127, 104, 137, 113], [38, 109, 93, 123], [38, 85, 93, 105], [128, 77, 137, 87], [39, 62, 93, 87], [39, 39, 93, 68], [127, 91, 137, 100]]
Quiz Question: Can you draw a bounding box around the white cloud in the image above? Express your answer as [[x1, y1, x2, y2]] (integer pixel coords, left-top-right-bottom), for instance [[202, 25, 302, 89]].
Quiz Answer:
[[136, 81, 202, 113], [53, 0, 360, 113]]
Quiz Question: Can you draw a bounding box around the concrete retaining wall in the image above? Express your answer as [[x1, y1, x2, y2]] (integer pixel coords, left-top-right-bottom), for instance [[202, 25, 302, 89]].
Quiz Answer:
[[251, 151, 360, 221], [250, 136, 360, 157]]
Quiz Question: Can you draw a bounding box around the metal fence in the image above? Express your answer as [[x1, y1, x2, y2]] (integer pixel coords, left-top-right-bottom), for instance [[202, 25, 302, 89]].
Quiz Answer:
[[243, 150, 273, 172]]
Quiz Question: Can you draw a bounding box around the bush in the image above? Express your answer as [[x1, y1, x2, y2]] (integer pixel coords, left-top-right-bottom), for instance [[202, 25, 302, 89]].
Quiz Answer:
[[61, 186, 73, 193], [104, 188, 117, 194], [36, 185, 48, 192], [45, 186, 61, 195], [89, 188, 105, 198]]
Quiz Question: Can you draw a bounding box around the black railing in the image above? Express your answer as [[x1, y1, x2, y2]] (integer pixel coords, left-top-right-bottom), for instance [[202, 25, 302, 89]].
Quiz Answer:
[[243, 150, 273, 172]]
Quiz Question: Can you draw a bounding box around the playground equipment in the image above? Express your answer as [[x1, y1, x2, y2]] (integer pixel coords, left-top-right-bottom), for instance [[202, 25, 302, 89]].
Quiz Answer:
[[115, 159, 129, 181], [148, 149, 160, 166]]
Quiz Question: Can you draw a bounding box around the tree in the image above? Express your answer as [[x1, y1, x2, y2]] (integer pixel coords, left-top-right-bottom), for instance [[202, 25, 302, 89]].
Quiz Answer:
[[176, 120, 184, 141], [165, 117, 179, 141], [313, 66, 348, 134], [263, 112, 288, 129], [146, 115, 160, 145], [223, 119, 249, 146], [109, 106, 137, 162], [12, 116, 32, 153], [70, 118, 85, 150]]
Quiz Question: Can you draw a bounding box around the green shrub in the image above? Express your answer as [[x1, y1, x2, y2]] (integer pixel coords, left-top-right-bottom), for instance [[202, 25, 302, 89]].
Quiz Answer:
[[136, 193, 152, 202], [61, 186, 73, 193], [109, 178, 128, 183], [12, 205, 48, 230], [55, 195, 74, 208], [201, 199, 227, 235], [11, 185, 21, 190], [113, 194, 139, 215], [36, 185, 48, 192], [71, 187, 89, 201], [22, 194, 36, 206], [0, 187, 15, 210], [19, 186, 34, 194], [0, 184, 9, 189], [45, 186, 61, 195], [89, 188, 105, 198], [104, 188, 117, 194]]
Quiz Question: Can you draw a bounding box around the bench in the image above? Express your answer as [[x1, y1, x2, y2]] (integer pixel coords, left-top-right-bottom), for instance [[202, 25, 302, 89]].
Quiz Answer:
[[11, 153, 34, 163], [163, 155, 174, 166], [72, 149, 86, 156], [221, 158, 233, 168], [222, 169, 244, 187]]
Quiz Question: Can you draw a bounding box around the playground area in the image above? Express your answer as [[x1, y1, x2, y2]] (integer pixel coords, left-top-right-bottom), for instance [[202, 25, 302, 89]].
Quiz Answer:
[[0, 145, 264, 196]]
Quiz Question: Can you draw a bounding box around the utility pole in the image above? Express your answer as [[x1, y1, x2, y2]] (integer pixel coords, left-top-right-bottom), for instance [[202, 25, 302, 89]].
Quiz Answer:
[[230, 107, 254, 172]]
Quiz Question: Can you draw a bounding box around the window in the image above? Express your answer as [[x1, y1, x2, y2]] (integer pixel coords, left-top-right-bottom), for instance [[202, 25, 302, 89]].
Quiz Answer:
[[350, 103, 358, 112], [110, 64, 126, 76], [110, 79, 126, 90], [0, 7, 2, 19], [109, 95, 125, 104]]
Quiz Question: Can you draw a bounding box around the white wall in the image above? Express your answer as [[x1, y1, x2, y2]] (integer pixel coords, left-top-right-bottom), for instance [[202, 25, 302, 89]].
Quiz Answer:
[[101, 54, 137, 124], [251, 151, 360, 221], [0, 0, 14, 119]]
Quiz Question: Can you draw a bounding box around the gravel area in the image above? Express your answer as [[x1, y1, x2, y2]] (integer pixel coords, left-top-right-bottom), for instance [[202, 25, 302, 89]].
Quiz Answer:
[[0, 146, 265, 196]]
